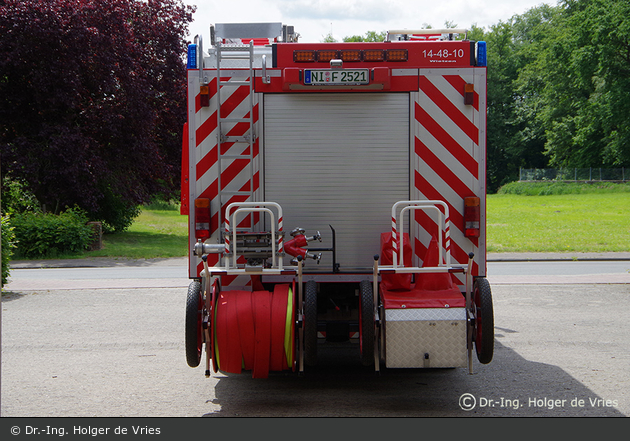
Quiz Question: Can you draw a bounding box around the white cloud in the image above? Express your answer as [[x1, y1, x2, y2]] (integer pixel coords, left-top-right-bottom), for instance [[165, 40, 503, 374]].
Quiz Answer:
[[185, 0, 559, 43], [276, 0, 404, 22]]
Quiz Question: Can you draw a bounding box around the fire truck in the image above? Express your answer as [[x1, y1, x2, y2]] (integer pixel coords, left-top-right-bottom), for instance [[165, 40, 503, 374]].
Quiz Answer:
[[181, 23, 493, 378]]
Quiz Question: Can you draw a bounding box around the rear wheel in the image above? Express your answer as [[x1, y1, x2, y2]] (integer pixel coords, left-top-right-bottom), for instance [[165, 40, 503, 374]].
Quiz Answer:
[[359, 280, 374, 366], [473, 278, 494, 364], [304, 280, 318, 366], [185, 280, 204, 367]]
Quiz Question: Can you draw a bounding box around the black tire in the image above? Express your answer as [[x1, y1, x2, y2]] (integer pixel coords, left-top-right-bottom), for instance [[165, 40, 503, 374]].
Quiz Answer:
[[304, 280, 318, 367], [185, 280, 204, 368], [359, 280, 374, 366], [473, 277, 494, 364]]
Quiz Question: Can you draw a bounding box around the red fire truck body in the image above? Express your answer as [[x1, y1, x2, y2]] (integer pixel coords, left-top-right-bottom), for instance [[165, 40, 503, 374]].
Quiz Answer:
[[181, 23, 493, 378]]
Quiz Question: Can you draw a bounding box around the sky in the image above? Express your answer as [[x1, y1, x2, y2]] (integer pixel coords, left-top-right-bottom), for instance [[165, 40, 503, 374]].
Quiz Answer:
[[185, 0, 559, 43]]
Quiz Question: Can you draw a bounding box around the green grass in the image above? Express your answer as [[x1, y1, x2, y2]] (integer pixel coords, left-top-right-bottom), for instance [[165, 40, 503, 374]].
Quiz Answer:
[[16, 182, 630, 260], [487, 192, 630, 253], [80, 206, 189, 259], [94, 184, 630, 257]]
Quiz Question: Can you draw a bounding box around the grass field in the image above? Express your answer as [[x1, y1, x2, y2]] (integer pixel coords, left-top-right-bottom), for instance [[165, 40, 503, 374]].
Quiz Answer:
[[85, 207, 189, 259], [487, 193, 630, 252], [53, 182, 630, 260]]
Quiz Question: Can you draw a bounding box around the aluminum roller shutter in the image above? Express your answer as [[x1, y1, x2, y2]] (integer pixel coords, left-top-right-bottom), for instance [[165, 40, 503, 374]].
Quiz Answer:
[[264, 93, 410, 271]]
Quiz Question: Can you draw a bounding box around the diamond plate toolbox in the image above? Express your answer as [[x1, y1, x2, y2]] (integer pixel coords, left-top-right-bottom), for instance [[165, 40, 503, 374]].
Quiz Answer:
[[384, 308, 467, 368]]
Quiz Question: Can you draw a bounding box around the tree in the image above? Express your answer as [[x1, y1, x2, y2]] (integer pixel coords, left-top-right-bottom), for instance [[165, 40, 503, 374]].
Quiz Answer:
[[0, 0, 195, 231], [343, 31, 386, 42], [321, 32, 338, 43], [480, 5, 561, 191], [538, 0, 630, 168]]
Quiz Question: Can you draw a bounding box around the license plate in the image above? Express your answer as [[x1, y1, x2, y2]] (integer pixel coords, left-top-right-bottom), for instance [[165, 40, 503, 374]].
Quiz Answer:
[[304, 69, 369, 86]]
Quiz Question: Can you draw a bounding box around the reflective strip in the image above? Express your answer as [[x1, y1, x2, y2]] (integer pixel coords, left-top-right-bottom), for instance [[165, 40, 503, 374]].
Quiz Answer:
[[413, 69, 486, 276]]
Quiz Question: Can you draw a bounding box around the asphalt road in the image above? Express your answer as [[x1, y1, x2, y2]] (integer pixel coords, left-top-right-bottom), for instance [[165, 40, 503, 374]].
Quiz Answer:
[[5, 254, 630, 290], [1, 257, 629, 418]]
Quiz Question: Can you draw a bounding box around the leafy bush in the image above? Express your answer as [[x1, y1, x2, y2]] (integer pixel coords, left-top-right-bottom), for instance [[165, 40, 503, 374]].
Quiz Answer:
[[497, 181, 630, 196], [1, 176, 40, 215], [143, 194, 180, 211], [1, 215, 16, 286], [88, 188, 140, 234], [12, 207, 95, 258]]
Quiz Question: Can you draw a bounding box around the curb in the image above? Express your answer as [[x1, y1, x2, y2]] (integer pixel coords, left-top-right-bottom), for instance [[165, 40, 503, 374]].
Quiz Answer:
[[487, 253, 630, 262], [10, 256, 188, 269], [9, 253, 630, 269]]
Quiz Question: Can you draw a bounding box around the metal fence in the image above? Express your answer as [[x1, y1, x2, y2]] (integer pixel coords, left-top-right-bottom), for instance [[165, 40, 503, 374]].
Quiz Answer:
[[519, 168, 627, 182]]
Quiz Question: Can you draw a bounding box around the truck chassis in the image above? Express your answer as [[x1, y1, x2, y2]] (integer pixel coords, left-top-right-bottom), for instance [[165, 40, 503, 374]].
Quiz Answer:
[[182, 23, 493, 378]]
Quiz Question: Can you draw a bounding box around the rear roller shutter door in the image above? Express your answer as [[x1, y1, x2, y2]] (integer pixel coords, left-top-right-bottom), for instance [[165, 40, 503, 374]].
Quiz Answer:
[[264, 93, 410, 271]]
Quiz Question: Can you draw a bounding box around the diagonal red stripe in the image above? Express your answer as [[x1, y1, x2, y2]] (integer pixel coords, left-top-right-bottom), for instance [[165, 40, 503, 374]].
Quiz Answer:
[[415, 102, 478, 179], [414, 212, 479, 275], [420, 76, 478, 144], [195, 84, 250, 147], [415, 171, 478, 246], [218, 103, 258, 155], [199, 179, 218, 200], [220, 122, 252, 155], [252, 171, 259, 191], [252, 103, 259, 123], [444, 75, 480, 111], [199, 146, 255, 235], [223, 182, 253, 230], [198, 180, 219, 234], [196, 112, 217, 147], [220, 157, 250, 190], [219, 85, 251, 118], [196, 144, 218, 179], [415, 137, 476, 200], [414, 237, 428, 261], [443, 75, 479, 111], [253, 138, 259, 158], [414, 208, 446, 248]]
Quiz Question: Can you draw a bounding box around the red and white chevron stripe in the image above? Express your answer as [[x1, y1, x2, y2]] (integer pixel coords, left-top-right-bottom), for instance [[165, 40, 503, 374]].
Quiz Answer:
[[412, 68, 486, 278], [188, 71, 261, 282], [187, 66, 486, 283]]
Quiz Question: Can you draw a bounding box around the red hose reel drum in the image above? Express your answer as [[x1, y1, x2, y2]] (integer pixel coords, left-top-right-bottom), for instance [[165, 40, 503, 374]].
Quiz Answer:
[[213, 284, 296, 379]]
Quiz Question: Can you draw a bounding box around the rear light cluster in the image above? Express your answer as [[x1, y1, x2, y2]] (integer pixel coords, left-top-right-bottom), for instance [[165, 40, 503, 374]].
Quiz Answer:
[[195, 198, 211, 241], [464, 83, 475, 106], [294, 49, 408, 63], [464, 196, 480, 238], [199, 83, 210, 107]]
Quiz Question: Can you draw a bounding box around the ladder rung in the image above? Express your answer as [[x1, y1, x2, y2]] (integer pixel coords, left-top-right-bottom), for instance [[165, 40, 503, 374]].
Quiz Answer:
[[220, 117, 251, 124], [219, 154, 252, 160], [222, 136, 251, 143], [219, 80, 251, 86], [219, 55, 252, 60], [216, 46, 254, 153], [221, 191, 252, 197], [219, 46, 252, 52]]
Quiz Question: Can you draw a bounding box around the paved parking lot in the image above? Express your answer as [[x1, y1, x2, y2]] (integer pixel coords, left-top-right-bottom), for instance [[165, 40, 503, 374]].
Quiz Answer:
[[2, 274, 628, 417]]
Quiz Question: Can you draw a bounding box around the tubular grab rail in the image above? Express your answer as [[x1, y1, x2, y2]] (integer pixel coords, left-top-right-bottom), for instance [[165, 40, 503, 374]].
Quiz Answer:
[[224, 202, 284, 270], [194, 34, 204, 81], [391, 200, 452, 269]]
